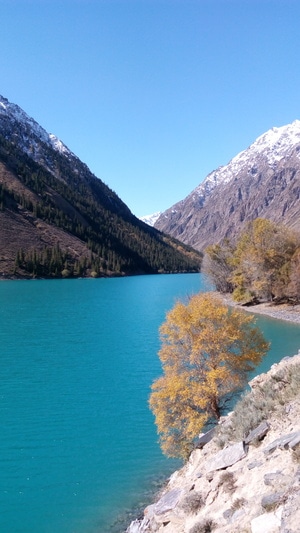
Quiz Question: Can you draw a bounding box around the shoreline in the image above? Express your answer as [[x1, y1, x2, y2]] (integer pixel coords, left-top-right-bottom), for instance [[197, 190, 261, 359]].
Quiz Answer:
[[126, 294, 300, 532], [127, 352, 300, 532], [220, 294, 300, 325]]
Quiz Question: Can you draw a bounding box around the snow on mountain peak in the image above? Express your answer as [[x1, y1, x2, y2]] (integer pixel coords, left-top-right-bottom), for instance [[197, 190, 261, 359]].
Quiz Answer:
[[252, 119, 300, 161], [193, 119, 300, 203], [140, 212, 161, 226], [48, 134, 71, 155], [0, 94, 73, 161]]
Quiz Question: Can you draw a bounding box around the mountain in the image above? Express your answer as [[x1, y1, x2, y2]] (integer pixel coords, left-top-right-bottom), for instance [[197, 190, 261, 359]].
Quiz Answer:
[[140, 212, 161, 226], [0, 95, 201, 279], [155, 121, 300, 250]]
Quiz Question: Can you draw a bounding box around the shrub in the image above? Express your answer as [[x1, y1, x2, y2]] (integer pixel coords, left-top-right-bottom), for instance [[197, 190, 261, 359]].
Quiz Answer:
[[189, 519, 216, 533], [216, 362, 300, 445], [231, 497, 246, 511], [180, 491, 204, 513], [219, 471, 236, 494]]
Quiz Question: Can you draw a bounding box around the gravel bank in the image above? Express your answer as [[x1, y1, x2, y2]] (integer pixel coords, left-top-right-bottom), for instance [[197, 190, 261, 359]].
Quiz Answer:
[[220, 295, 300, 325]]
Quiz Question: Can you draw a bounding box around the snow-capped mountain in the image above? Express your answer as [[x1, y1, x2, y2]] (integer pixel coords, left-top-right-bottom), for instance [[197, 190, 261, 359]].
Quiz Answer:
[[140, 211, 161, 226], [0, 95, 73, 158], [155, 120, 300, 250], [0, 95, 89, 181]]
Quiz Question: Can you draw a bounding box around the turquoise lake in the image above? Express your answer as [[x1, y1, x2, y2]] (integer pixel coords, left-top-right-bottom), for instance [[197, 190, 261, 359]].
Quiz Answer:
[[1, 274, 300, 533]]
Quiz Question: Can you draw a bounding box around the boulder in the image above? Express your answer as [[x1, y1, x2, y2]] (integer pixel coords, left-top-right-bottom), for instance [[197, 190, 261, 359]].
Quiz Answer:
[[205, 441, 247, 472], [195, 427, 215, 448], [287, 432, 300, 449], [245, 421, 270, 444], [251, 507, 283, 533], [261, 492, 285, 510], [153, 488, 183, 515], [263, 431, 300, 454]]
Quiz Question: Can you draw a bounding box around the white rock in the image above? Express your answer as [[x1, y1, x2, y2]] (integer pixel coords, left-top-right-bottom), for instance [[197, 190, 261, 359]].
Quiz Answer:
[[251, 507, 283, 533]]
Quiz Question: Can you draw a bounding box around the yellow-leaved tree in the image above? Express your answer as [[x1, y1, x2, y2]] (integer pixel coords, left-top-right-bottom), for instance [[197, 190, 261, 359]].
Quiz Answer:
[[231, 218, 297, 302], [149, 292, 269, 458]]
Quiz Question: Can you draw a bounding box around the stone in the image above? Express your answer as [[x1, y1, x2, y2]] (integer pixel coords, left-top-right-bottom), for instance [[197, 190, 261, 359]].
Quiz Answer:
[[231, 508, 245, 522], [195, 427, 215, 448], [280, 487, 300, 532], [223, 508, 233, 520], [287, 433, 300, 449], [263, 431, 300, 454], [126, 518, 150, 533], [153, 488, 183, 515], [245, 421, 270, 444], [264, 472, 283, 486], [205, 441, 247, 472], [261, 492, 285, 510], [264, 471, 292, 491], [247, 460, 263, 470], [251, 507, 283, 533]]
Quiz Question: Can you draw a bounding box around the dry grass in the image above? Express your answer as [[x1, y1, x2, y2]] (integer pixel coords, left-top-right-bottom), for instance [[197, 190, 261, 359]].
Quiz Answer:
[[231, 497, 246, 511], [216, 362, 300, 446], [189, 518, 216, 533], [219, 471, 236, 494], [180, 491, 204, 513]]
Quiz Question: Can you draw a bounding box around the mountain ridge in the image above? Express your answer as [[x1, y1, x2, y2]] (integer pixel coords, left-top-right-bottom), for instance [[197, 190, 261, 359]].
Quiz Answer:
[[155, 120, 300, 250], [0, 95, 201, 278]]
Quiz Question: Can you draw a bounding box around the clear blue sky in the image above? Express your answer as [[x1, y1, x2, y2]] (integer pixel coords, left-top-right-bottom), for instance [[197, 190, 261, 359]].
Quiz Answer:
[[2, 0, 300, 217]]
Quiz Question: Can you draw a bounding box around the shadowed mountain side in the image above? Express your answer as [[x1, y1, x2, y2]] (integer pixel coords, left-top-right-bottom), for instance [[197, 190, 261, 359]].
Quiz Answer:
[[0, 97, 201, 278]]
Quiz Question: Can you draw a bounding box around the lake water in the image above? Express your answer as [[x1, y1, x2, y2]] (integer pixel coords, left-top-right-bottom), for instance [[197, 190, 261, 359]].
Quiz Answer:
[[1, 274, 300, 533]]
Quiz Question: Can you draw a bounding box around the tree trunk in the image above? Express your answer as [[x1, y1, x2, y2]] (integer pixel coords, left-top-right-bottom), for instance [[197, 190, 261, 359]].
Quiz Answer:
[[210, 396, 221, 420]]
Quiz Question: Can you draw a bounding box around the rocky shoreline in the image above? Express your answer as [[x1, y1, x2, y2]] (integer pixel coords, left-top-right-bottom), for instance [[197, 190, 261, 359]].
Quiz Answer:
[[221, 297, 300, 325], [126, 301, 300, 533]]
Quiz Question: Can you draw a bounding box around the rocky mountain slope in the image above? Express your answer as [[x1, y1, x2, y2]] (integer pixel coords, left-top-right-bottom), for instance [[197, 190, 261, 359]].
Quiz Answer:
[[155, 121, 300, 251], [127, 351, 300, 533], [0, 95, 201, 278]]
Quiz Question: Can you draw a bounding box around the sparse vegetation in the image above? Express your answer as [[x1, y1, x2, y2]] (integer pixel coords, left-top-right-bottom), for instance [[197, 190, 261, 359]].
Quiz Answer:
[[189, 519, 216, 533], [231, 497, 246, 511], [180, 491, 204, 513], [219, 471, 236, 494], [217, 362, 300, 445]]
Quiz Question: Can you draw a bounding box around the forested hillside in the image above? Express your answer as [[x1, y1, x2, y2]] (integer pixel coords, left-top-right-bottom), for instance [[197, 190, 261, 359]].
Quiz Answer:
[[0, 133, 201, 279]]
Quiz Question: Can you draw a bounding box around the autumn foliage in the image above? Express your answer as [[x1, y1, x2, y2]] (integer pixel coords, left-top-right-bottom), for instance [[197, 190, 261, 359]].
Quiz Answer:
[[204, 218, 299, 303], [149, 292, 269, 458]]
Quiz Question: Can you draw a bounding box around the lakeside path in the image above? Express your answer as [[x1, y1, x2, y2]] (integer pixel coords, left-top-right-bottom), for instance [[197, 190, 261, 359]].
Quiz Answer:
[[221, 294, 300, 324]]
